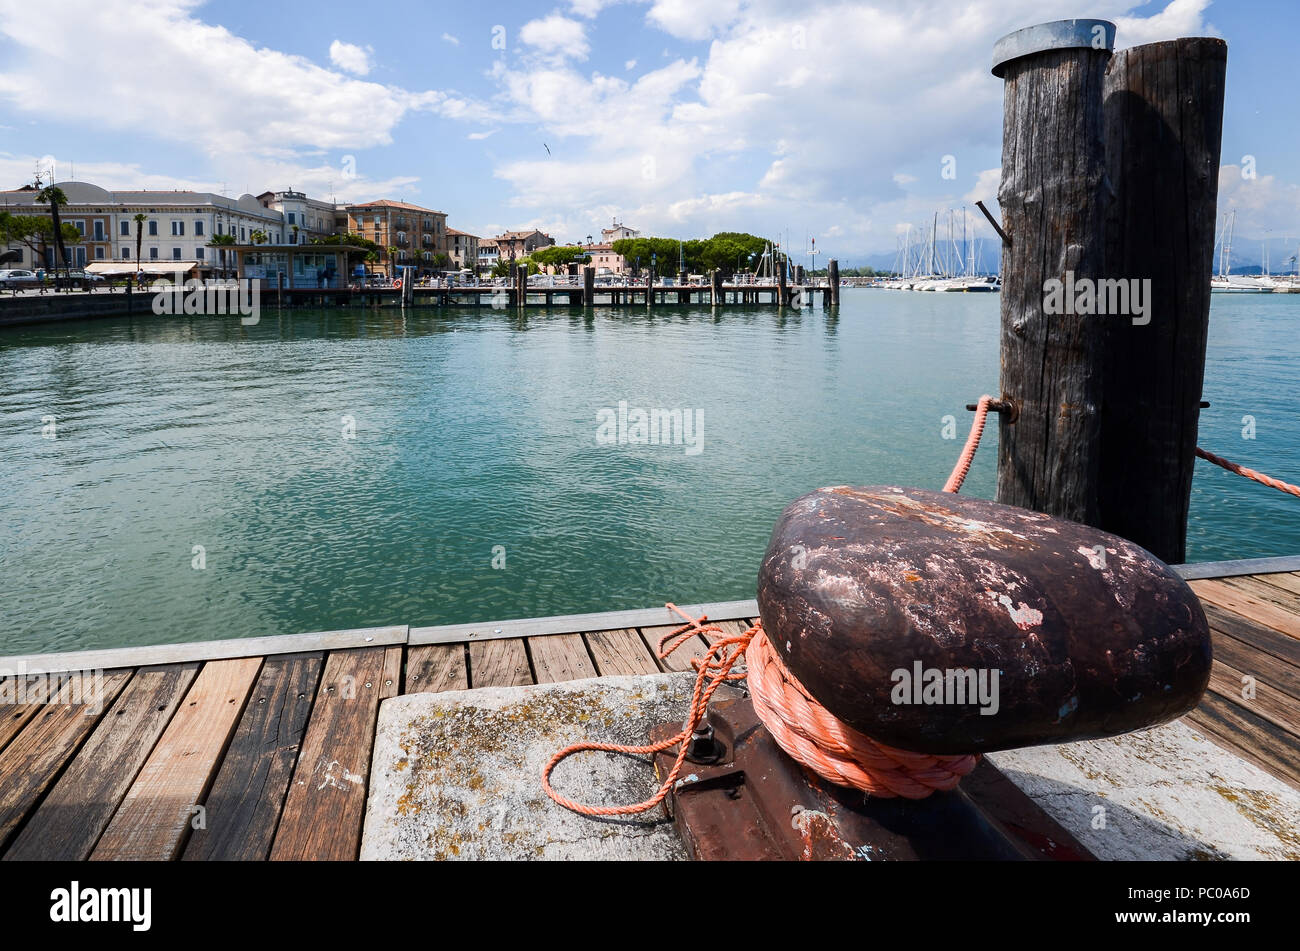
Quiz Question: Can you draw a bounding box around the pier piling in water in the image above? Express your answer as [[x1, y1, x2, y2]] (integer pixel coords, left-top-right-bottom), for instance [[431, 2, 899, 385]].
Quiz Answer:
[[992, 20, 1226, 559], [1097, 38, 1226, 564], [828, 259, 840, 306]]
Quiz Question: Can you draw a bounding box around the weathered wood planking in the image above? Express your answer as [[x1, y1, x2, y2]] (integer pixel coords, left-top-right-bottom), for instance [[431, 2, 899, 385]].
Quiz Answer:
[[1187, 691, 1300, 791], [0, 676, 57, 753], [528, 633, 598, 684], [1202, 601, 1300, 668], [269, 646, 400, 861], [1217, 575, 1300, 617], [1251, 572, 1300, 598], [639, 624, 712, 673], [585, 629, 661, 677], [468, 639, 532, 688], [1191, 579, 1300, 638], [181, 654, 324, 861], [1210, 629, 1300, 702], [405, 645, 468, 694], [1207, 660, 1300, 738], [0, 671, 132, 850], [3, 664, 199, 861], [90, 658, 262, 860]]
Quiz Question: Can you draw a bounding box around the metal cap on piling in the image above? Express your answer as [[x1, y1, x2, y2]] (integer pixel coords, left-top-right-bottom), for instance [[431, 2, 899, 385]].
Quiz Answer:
[[991, 19, 1116, 77]]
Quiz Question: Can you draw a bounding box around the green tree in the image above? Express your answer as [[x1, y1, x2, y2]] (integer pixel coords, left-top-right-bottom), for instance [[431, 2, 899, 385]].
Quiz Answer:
[[134, 213, 147, 272], [208, 232, 237, 277], [529, 245, 590, 271], [37, 186, 71, 281]]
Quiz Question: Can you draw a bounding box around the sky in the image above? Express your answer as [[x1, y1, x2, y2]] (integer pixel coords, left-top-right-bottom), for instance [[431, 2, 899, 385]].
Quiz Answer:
[[1, 0, 1297, 260]]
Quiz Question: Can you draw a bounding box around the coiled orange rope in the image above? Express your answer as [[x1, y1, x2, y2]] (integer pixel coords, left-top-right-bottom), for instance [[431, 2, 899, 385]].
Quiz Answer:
[[542, 399, 999, 817]]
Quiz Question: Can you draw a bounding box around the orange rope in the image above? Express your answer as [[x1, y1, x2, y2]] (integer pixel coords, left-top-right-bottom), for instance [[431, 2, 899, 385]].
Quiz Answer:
[[1196, 446, 1300, 498], [944, 394, 993, 493], [543, 410, 999, 817], [542, 607, 978, 816]]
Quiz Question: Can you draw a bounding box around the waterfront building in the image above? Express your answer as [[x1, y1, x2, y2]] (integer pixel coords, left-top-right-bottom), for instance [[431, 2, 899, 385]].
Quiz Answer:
[[447, 228, 479, 271], [583, 242, 626, 276], [478, 238, 499, 273], [601, 219, 639, 243], [495, 229, 555, 261], [257, 189, 337, 245], [345, 200, 448, 277]]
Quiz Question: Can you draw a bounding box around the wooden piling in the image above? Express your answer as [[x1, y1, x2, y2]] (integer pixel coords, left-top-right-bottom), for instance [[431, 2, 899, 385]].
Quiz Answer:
[[1096, 38, 1227, 563], [647, 268, 655, 308], [992, 20, 1114, 525], [777, 259, 788, 307], [583, 266, 595, 306], [710, 269, 722, 307], [828, 259, 840, 305]]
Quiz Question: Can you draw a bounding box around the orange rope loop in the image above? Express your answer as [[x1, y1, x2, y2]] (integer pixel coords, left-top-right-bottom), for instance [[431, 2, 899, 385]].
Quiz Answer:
[[542, 606, 978, 816], [1195, 446, 1300, 498], [944, 394, 993, 494]]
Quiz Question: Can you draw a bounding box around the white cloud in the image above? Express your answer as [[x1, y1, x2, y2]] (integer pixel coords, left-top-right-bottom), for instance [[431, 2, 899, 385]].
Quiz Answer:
[[965, 168, 1001, 205], [1115, 0, 1217, 48], [519, 14, 590, 63], [646, 0, 742, 41], [625, 59, 637, 70], [441, 32, 460, 46], [893, 173, 918, 186], [329, 39, 373, 76], [468, 130, 498, 140]]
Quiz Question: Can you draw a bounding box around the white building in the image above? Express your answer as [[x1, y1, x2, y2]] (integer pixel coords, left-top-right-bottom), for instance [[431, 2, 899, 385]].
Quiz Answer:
[[601, 219, 640, 243]]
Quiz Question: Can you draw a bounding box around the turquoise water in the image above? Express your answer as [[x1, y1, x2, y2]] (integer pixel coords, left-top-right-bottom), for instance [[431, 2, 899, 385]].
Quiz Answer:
[[1, 292, 1297, 654]]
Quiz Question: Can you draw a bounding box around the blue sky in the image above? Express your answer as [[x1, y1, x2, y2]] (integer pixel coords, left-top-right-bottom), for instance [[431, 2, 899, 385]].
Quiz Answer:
[[1, 0, 1296, 258]]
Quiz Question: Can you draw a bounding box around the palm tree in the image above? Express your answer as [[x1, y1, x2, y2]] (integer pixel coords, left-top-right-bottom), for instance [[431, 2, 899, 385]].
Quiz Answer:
[[250, 230, 267, 246], [134, 213, 147, 278], [387, 245, 397, 278], [208, 233, 237, 277], [37, 186, 69, 286]]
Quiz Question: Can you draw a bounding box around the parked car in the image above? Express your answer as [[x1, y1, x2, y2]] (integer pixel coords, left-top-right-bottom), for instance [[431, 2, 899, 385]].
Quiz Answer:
[[0, 269, 39, 289]]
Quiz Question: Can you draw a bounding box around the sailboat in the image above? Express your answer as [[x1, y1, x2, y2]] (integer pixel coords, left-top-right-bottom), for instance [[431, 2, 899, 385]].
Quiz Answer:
[[1211, 211, 1272, 293]]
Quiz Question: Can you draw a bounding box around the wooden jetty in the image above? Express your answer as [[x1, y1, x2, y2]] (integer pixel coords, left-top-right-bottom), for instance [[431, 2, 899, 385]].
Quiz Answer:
[[0, 556, 1296, 862]]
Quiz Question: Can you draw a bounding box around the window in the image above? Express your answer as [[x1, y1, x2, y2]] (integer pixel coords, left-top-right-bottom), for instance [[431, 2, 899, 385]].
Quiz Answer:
[[288, 212, 296, 225], [70, 220, 86, 236], [94, 221, 105, 241], [95, 247, 105, 259], [195, 221, 204, 236], [216, 222, 223, 235], [196, 247, 204, 260], [120, 221, 130, 236], [122, 248, 131, 259], [172, 247, 181, 260], [240, 228, 246, 241], [150, 247, 158, 259], [148, 221, 158, 236], [172, 221, 185, 236]]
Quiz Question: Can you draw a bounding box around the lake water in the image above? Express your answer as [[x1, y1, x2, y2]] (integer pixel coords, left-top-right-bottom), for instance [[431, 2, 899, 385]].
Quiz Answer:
[[1, 291, 1297, 654]]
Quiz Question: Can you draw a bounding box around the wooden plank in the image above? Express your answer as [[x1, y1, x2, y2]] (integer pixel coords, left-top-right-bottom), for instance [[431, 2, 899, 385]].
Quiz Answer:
[[1190, 579, 1300, 638], [0, 625, 407, 678], [468, 639, 533, 688], [584, 629, 661, 677], [640, 625, 711, 673], [528, 633, 597, 684], [3, 664, 199, 861], [405, 645, 468, 694], [409, 600, 758, 646], [1206, 659, 1300, 738], [1202, 601, 1300, 667], [0, 675, 57, 754], [1250, 572, 1300, 598], [1218, 574, 1300, 614], [180, 653, 323, 861], [90, 657, 262, 860], [1186, 691, 1300, 791], [268, 647, 395, 861], [1210, 630, 1300, 703], [0, 671, 132, 851]]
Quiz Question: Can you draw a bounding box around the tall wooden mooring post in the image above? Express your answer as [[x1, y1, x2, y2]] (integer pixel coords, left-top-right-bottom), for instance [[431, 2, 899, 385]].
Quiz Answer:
[[992, 19, 1226, 564]]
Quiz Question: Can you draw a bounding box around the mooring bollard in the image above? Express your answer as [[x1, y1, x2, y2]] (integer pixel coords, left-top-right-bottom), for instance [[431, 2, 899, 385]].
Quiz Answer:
[[1097, 38, 1227, 563]]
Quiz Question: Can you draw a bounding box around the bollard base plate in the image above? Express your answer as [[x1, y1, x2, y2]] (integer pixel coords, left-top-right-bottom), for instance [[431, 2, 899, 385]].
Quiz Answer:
[[652, 697, 1094, 861]]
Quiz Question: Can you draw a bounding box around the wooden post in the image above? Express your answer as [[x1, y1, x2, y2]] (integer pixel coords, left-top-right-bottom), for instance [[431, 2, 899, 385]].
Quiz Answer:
[[710, 268, 722, 307], [583, 266, 595, 306], [777, 256, 787, 306], [992, 20, 1115, 525], [515, 264, 526, 308], [647, 267, 655, 308], [828, 259, 840, 305], [1096, 38, 1226, 563]]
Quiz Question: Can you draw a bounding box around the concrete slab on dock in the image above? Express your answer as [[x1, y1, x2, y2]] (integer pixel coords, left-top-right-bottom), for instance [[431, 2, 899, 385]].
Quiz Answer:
[[989, 720, 1300, 861], [362, 673, 740, 860]]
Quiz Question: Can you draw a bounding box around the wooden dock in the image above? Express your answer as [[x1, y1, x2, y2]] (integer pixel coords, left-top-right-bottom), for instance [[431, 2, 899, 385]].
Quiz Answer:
[[1, 559, 1296, 862]]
